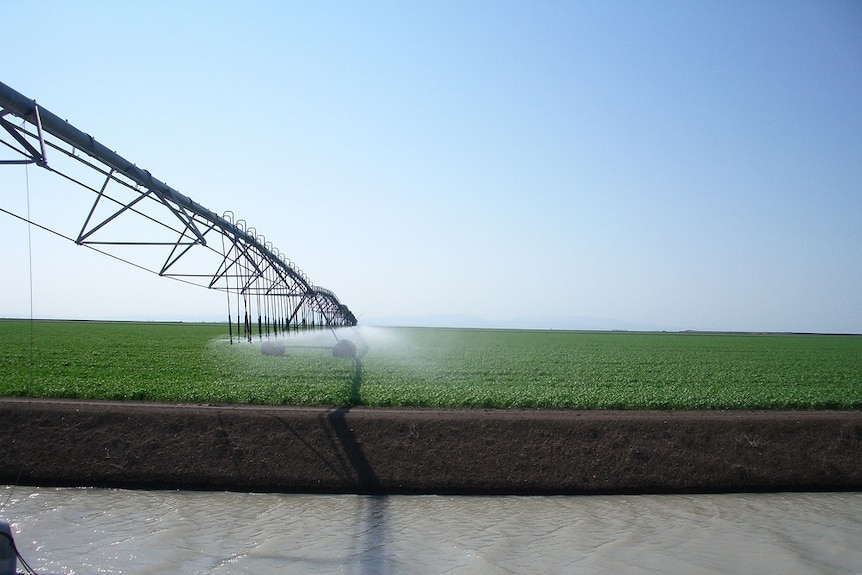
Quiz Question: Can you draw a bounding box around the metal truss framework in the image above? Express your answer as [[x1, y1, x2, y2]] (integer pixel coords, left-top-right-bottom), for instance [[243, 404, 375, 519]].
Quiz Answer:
[[0, 81, 357, 337]]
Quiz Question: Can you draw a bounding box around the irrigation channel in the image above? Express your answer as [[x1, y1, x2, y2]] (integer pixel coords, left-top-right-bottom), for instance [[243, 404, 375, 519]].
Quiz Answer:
[[2, 486, 860, 574]]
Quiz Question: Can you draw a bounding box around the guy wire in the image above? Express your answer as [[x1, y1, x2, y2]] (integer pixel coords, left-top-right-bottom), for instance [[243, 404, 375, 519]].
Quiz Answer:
[[2, 163, 33, 515]]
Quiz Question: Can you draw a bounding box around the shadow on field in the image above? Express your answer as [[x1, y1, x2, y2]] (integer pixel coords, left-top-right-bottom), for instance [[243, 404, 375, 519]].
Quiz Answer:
[[325, 385, 393, 573], [261, 331, 392, 571], [349, 358, 363, 406], [321, 347, 376, 490], [324, 404, 378, 491]]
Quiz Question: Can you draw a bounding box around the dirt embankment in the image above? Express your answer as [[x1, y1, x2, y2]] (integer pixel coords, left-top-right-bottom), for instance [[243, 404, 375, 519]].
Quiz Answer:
[[1, 398, 860, 494]]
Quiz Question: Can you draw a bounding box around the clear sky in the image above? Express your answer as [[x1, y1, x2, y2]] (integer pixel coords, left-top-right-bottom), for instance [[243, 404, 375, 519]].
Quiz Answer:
[[1, 1, 860, 333]]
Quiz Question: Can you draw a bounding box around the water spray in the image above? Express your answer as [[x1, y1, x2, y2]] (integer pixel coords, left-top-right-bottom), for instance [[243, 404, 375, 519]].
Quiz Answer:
[[259, 326, 358, 360]]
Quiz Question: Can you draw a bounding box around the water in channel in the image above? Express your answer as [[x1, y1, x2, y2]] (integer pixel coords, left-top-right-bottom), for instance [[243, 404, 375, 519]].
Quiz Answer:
[[2, 486, 860, 574]]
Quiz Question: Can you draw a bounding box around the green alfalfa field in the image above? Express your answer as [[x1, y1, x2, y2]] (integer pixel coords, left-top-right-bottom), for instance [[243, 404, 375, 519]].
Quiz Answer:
[[1, 319, 860, 409]]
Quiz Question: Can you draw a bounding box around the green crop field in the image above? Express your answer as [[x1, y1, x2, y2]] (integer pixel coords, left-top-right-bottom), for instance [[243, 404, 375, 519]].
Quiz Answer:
[[1, 319, 860, 409]]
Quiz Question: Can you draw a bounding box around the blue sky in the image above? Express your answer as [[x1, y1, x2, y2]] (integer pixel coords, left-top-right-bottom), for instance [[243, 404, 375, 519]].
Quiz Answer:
[[1, 1, 860, 332]]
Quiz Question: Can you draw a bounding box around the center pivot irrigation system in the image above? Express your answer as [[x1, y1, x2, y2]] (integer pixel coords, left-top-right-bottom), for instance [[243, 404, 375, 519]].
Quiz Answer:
[[0, 81, 357, 340]]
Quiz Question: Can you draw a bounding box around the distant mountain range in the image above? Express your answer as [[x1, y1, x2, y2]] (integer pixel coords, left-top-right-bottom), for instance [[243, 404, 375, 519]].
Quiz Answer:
[[361, 313, 679, 332]]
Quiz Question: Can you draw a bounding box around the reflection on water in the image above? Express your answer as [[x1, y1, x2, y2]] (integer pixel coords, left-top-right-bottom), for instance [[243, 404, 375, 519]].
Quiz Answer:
[[2, 486, 860, 574]]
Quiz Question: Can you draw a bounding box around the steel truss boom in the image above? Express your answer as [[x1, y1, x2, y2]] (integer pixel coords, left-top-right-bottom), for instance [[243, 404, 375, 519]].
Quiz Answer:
[[0, 80, 357, 329]]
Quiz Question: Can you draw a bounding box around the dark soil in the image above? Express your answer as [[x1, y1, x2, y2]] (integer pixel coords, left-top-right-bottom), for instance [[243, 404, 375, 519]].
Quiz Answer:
[[1, 398, 860, 494]]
